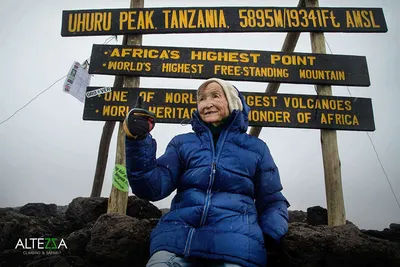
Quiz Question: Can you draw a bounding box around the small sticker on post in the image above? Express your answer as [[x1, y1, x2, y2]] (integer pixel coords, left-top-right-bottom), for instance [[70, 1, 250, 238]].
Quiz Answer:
[[112, 164, 129, 192], [86, 87, 112, 98]]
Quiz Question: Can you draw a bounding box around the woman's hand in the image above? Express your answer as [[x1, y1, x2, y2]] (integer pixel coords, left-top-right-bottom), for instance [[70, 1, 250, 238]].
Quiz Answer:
[[123, 96, 156, 140]]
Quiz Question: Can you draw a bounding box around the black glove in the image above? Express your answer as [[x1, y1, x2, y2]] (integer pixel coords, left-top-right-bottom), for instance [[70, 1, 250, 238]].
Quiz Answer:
[[123, 96, 156, 140]]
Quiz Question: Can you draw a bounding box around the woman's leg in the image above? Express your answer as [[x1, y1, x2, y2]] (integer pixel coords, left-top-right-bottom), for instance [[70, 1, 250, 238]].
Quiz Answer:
[[207, 261, 242, 267], [146, 250, 194, 267], [221, 263, 242, 267], [146, 251, 242, 267]]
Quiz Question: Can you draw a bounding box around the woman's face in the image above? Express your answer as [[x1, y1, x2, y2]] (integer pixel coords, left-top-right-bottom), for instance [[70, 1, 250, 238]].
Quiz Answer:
[[197, 82, 229, 126]]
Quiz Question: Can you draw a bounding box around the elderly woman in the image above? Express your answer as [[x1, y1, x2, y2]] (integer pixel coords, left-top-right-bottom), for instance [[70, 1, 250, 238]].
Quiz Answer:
[[124, 78, 289, 267]]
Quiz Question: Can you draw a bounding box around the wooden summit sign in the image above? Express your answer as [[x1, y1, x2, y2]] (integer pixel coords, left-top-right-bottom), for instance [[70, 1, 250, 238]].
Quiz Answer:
[[83, 87, 375, 131], [61, 7, 387, 36], [88, 45, 370, 87]]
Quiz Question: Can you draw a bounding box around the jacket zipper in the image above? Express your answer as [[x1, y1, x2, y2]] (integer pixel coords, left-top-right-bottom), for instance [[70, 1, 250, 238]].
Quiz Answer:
[[183, 228, 195, 257], [199, 161, 216, 227], [199, 122, 232, 227], [185, 112, 238, 256], [199, 124, 216, 227]]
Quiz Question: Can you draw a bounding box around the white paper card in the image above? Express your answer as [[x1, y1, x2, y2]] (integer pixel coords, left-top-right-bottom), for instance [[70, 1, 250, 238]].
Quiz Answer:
[[63, 61, 91, 103]]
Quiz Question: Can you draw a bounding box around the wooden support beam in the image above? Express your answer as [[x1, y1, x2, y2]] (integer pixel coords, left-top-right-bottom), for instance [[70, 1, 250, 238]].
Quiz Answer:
[[305, 0, 346, 226], [249, 0, 305, 137], [90, 51, 126, 197], [107, 0, 144, 214]]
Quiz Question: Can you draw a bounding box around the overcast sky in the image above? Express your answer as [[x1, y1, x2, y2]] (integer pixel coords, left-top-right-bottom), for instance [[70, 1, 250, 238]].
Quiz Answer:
[[0, 0, 399, 230]]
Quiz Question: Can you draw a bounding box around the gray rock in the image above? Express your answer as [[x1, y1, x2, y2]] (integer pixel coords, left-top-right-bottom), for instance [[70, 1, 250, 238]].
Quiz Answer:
[[0, 249, 38, 267], [361, 227, 400, 244], [307, 206, 328, 226], [305, 206, 354, 226], [390, 223, 400, 232], [26, 256, 70, 267], [19, 203, 58, 217], [86, 213, 152, 267], [65, 222, 93, 257], [63, 256, 86, 267], [288, 210, 307, 223], [2, 200, 399, 267], [0, 207, 15, 218], [126, 196, 161, 220], [267, 222, 400, 267], [57, 205, 69, 216], [65, 196, 161, 232], [0, 210, 66, 252], [65, 197, 108, 230]]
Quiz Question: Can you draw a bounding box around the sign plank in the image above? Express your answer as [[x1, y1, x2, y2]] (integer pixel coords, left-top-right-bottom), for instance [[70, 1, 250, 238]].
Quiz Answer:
[[88, 45, 370, 86], [61, 7, 388, 36], [83, 87, 375, 131]]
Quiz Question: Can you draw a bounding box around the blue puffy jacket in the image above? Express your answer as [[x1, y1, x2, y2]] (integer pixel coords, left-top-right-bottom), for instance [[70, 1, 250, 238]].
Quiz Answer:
[[126, 92, 289, 267]]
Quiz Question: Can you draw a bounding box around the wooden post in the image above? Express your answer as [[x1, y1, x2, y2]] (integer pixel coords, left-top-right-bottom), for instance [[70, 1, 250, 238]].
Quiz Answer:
[[249, 0, 305, 137], [305, 0, 346, 226], [107, 0, 144, 214], [91, 35, 128, 198], [90, 75, 124, 197], [90, 121, 115, 197]]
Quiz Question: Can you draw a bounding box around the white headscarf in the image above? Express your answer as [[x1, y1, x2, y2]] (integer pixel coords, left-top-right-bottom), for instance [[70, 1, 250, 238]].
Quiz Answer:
[[197, 78, 243, 113]]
